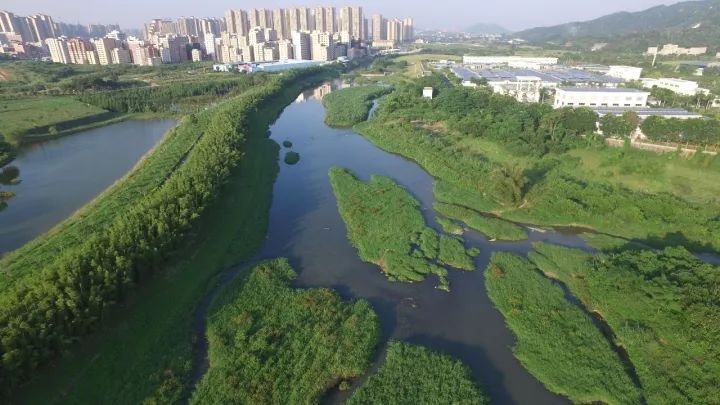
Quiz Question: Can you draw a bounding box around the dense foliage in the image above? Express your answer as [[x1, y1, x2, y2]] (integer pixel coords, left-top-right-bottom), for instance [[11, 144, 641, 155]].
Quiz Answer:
[[530, 243, 720, 404], [434, 202, 527, 241], [599, 111, 638, 138], [192, 259, 379, 404], [0, 68, 325, 393], [347, 342, 487, 405], [0, 138, 13, 166], [641, 115, 720, 145], [486, 252, 642, 404], [77, 75, 265, 113], [284, 151, 300, 165], [322, 85, 392, 127], [329, 167, 475, 291]]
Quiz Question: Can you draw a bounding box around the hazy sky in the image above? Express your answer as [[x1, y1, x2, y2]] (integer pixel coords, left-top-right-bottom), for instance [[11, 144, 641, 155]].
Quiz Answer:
[[4, 0, 677, 31]]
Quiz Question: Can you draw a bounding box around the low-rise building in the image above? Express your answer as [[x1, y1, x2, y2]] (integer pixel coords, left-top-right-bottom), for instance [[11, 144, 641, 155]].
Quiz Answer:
[[593, 107, 703, 120], [607, 65, 643, 81], [641, 78, 709, 96], [554, 88, 649, 109], [423, 87, 433, 99], [463, 55, 558, 69]]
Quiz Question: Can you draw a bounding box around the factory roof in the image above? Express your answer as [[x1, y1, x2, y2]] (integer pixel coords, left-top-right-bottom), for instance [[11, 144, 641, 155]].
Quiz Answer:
[[452, 67, 622, 84], [558, 87, 647, 93], [593, 107, 703, 118]]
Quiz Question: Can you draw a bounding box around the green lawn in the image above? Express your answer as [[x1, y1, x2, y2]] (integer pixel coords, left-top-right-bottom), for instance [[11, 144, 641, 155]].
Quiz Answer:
[[0, 96, 111, 142]]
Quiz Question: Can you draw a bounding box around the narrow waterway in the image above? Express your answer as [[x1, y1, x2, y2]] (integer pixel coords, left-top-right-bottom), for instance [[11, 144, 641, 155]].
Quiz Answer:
[[0, 119, 176, 254], [191, 83, 622, 404]]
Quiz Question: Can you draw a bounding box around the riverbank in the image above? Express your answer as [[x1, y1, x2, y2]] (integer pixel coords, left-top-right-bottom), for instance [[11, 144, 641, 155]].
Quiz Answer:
[[4, 69, 335, 402]]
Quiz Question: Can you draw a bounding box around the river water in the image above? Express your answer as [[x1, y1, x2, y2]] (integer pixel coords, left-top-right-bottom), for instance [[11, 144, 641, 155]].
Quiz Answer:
[[0, 119, 176, 254], [193, 83, 609, 404]]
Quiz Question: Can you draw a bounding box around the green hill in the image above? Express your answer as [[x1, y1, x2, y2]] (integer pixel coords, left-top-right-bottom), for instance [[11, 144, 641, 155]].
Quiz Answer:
[[516, 0, 720, 49], [465, 23, 510, 34]]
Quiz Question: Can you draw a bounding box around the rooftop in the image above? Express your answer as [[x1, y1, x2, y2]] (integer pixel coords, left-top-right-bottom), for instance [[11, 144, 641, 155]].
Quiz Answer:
[[558, 87, 648, 93], [593, 107, 702, 117]]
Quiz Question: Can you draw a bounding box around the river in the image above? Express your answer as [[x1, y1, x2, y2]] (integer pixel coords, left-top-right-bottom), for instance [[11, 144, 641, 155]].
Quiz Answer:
[[191, 83, 613, 404], [0, 119, 177, 254]]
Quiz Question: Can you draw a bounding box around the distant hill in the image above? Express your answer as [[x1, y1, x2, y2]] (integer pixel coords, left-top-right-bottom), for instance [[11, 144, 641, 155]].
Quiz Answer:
[[515, 0, 720, 48], [465, 23, 510, 34]]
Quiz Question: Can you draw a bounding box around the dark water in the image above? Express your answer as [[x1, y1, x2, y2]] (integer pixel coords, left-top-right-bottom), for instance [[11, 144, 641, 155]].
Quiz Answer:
[[191, 84, 604, 405], [0, 119, 176, 254]]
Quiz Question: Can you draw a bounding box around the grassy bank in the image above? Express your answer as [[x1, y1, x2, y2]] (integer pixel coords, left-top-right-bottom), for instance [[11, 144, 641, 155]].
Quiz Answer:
[[529, 243, 720, 404], [192, 259, 379, 404], [434, 202, 527, 241], [348, 341, 487, 405], [485, 252, 642, 404], [2, 69, 332, 400], [329, 167, 475, 290], [351, 77, 720, 253], [322, 85, 391, 127]]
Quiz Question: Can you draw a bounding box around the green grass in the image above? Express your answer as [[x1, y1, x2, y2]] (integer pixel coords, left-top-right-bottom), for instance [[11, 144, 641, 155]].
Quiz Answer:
[[322, 85, 391, 127], [348, 341, 487, 405], [329, 167, 475, 291], [7, 73, 330, 403], [437, 217, 464, 235], [192, 258, 379, 404], [485, 252, 642, 405], [284, 151, 300, 165], [0, 96, 111, 143], [529, 242, 720, 405], [434, 202, 528, 241]]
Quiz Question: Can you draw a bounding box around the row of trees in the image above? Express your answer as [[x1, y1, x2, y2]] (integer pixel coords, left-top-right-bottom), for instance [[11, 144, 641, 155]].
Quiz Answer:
[[641, 115, 720, 145], [0, 67, 325, 393], [77, 75, 267, 113]]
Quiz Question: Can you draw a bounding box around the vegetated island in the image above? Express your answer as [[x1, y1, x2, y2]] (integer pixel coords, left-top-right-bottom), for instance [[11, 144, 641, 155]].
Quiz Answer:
[[347, 341, 488, 405], [192, 258, 379, 404], [486, 252, 642, 405], [322, 85, 391, 127], [282, 140, 293, 148], [529, 242, 720, 405], [434, 202, 527, 241], [284, 151, 300, 165], [329, 167, 475, 291]]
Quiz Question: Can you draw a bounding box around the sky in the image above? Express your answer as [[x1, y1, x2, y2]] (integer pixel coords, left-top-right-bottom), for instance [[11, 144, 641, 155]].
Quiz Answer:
[[4, 0, 678, 31]]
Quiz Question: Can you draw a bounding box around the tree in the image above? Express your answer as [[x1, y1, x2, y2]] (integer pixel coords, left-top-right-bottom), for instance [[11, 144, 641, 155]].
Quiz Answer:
[[599, 114, 636, 138]]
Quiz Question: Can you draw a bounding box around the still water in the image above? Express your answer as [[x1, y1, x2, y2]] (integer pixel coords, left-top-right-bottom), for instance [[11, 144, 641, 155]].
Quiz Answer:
[[196, 83, 602, 404], [0, 119, 176, 254]]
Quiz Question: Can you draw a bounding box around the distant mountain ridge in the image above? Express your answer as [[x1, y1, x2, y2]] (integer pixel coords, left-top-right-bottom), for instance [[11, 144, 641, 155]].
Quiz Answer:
[[515, 0, 720, 47], [465, 23, 510, 34]]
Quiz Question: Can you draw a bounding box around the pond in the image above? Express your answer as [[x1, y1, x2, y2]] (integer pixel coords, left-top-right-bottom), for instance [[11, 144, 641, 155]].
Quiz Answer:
[[0, 119, 177, 254]]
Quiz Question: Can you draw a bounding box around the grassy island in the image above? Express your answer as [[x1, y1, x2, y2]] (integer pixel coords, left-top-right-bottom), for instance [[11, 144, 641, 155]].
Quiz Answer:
[[192, 259, 379, 404], [486, 252, 642, 405], [348, 341, 487, 405], [322, 85, 391, 127], [329, 167, 475, 290]]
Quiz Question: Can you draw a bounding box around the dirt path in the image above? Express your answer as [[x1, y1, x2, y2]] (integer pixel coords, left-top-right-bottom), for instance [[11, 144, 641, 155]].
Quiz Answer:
[[0, 69, 11, 81]]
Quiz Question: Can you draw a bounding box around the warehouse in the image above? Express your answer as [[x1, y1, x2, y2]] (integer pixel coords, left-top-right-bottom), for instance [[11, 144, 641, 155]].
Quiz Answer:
[[554, 88, 649, 108]]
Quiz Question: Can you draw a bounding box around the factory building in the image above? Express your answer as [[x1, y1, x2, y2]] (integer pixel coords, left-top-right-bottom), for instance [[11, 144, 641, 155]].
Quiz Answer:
[[641, 78, 709, 96], [462, 55, 558, 69], [607, 65, 643, 81], [554, 88, 649, 109]]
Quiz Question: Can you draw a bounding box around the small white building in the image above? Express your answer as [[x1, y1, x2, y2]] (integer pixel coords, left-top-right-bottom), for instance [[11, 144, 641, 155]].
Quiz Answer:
[[641, 78, 708, 96], [554, 88, 649, 109], [607, 66, 643, 82], [423, 87, 434, 99]]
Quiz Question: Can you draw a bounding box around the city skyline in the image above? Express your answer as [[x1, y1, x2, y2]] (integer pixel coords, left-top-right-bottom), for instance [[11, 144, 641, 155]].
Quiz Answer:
[[3, 0, 676, 31]]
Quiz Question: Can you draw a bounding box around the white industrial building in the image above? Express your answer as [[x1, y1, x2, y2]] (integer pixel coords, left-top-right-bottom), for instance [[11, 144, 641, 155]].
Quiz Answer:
[[463, 55, 558, 69], [593, 107, 703, 120], [554, 88, 649, 109], [607, 66, 643, 81], [641, 78, 709, 96]]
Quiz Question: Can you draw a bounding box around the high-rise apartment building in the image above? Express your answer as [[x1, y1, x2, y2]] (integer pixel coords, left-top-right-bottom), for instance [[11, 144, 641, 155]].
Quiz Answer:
[[278, 39, 293, 60], [371, 14, 386, 40], [325, 7, 337, 33], [387, 19, 402, 43], [313, 7, 327, 32], [67, 37, 92, 64], [248, 28, 265, 46], [93, 37, 118, 65], [273, 9, 288, 40], [291, 31, 311, 60], [0, 11, 16, 33], [45, 37, 70, 64], [225, 10, 249, 36], [176, 17, 198, 37], [249, 9, 273, 29], [351, 7, 363, 40], [29, 14, 56, 43], [111, 47, 132, 64], [199, 18, 222, 37], [402, 18, 414, 42], [339, 7, 351, 35], [310, 30, 334, 61]]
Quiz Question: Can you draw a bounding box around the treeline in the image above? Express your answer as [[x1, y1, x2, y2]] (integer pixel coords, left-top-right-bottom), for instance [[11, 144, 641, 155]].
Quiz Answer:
[[77, 75, 267, 113], [641, 115, 720, 145], [381, 77, 598, 157], [0, 67, 325, 393]]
